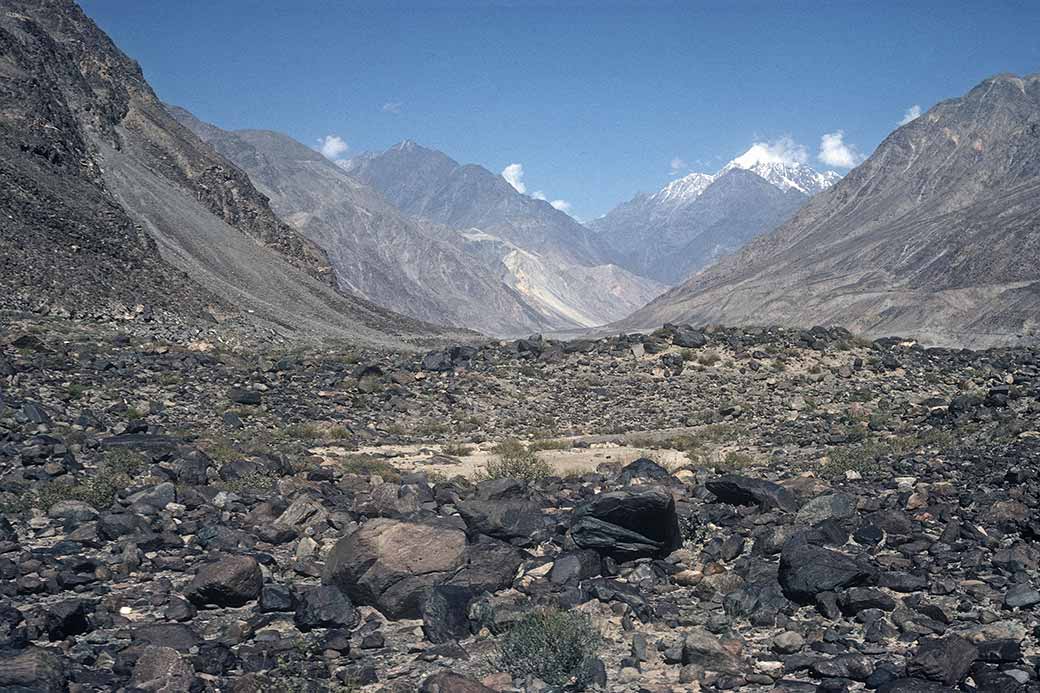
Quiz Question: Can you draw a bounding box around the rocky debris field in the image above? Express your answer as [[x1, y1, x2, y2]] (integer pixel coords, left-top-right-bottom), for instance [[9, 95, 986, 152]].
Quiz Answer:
[[2, 318, 1040, 692]]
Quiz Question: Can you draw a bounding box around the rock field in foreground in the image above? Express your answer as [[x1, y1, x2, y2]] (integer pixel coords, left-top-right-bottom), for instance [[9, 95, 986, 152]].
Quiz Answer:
[[2, 319, 1040, 692]]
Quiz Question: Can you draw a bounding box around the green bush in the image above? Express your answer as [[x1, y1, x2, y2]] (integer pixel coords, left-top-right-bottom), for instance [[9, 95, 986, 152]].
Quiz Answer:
[[496, 609, 602, 689], [33, 449, 147, 510], [477, 440, 553, 482]]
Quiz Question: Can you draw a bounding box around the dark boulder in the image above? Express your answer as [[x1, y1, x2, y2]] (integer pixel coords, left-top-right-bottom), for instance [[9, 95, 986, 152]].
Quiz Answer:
[[778, 539, 875, 604], [420, 672, 497, 693], [294, 585, 359, 631], [618, 457, 673, 485], [456, 499, 549, 545], [421, 585, 474, 644], [905, 635, 978, 686], [706, 475, 799, 512], [570, 486, 681, 560], [185, 554, 262, 607], [449, 534, 523, 594], [0, 647, 67, 693]]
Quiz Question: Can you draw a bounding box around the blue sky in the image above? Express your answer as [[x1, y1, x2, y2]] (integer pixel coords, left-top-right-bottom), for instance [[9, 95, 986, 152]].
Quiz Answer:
[[81, 0, 1040, 220]]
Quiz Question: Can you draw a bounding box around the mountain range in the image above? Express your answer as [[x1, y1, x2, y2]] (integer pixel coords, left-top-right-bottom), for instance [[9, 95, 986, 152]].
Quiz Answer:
[[589, 154, 840, 283], [0, 0, 460, 348], [340, 142, 664, 331], [616, 73, 1040, 347], [2, 0, 1038, 349]]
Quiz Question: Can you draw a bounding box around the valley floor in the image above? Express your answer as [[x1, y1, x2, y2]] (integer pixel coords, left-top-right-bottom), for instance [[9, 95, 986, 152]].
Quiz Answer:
[[2, 317, 1040, 692]]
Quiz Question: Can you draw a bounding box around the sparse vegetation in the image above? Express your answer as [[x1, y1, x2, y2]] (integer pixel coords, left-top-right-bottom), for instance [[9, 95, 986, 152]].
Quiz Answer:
[[477, 439, 553, 482], [696, 349, 722, 366], [338, 454, 401, 482], [66, 383, 89, 400], [528, 438, 571, 452], [716, 450, 754, 471], [33, 449, 147, 510], [216, 471, 278, 494], [442, 442, 474, 457], [496, 609, 602, 690]]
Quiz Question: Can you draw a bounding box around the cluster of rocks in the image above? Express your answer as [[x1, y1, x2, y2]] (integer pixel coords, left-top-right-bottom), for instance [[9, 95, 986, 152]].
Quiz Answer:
[[1, 320, 1040, 691]]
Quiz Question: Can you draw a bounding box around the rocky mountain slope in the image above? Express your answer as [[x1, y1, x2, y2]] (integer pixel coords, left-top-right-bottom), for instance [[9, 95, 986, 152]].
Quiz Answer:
[[3, 318, 1040, 692], [590, 153, 838, 284], [616, 74, 1040, 348], [0, 0, 455, 348], [168, 108, 556, 336], [343, 142, 665, 329]]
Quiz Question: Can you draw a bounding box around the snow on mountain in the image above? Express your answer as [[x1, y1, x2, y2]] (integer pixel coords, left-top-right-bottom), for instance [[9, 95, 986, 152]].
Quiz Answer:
[[654, 172, 717, 204], [720, 156, 840, 195]]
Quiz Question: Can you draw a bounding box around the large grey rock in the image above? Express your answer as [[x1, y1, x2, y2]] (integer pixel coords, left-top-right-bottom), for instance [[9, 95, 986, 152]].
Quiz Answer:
[[323, 518, 467, 619], [796, 493, 858, 525], [185, 554, 262, 607], [682, 628, 743, 674]]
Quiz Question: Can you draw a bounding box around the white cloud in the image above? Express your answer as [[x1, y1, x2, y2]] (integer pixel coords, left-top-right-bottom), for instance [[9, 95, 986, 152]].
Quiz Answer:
[[898, 104, 922, 126], [817, 131, 864, 168], [669, 157, 688, 175], [382, 101, 403, 114], [501, 163, 527, 193], [504, 165, 574, 217], [731, 136, 809, 168], [317, 134, 348, 160]]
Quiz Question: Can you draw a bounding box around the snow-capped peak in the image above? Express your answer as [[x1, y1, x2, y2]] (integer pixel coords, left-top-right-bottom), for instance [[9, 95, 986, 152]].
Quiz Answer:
[[654, 172, 716, 203], [720, 145, 840, 195]]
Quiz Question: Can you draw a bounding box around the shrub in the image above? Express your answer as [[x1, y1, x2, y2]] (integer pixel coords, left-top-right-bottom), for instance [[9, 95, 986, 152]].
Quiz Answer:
[[528, 438, 570, 452], [442, 442, 474, 457], [496, 609, 602, 689], [696, 349, 721, 366], [717, 450, 754, 471], [338, 454, 401, 482], [477, 440, 552, 482], [33, 449, 147, 510]]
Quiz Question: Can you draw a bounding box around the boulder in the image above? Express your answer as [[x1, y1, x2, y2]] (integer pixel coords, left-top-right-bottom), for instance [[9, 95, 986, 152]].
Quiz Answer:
[[706, 475, 799, 512], [449, 534, 522, 594], [905, 635, 978, 686], [420, 672, 497, 693], [0, 647, 67, 693], [130, 645, 197, 692], [421, 585, 474, 644], [571, 486, 681, 560], [294, 585, 359, 631], [778, 539, 875, 604], [323, 518, 467, 619], [185, 554, 262, 607], [796, 493, 858, 525], [456, 499, 548, 544], [682, 628, 743, 674], [618, 457, 673, 485]]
